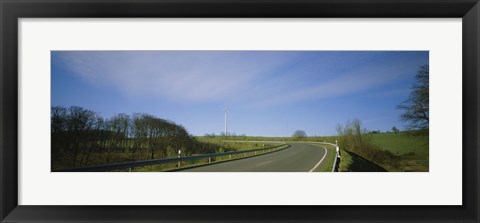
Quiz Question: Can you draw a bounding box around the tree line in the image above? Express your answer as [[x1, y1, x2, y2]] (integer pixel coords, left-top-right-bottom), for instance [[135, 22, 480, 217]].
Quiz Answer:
[[51, 106, 219, 170]]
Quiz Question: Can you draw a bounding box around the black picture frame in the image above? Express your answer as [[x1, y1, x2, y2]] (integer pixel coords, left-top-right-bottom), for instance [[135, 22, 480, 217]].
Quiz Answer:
[[1, 0, 479, 222]]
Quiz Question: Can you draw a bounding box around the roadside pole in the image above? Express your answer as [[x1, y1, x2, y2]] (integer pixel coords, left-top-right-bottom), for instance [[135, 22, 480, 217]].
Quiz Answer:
[[178, 150, 181, 168], [335, 140, 340, 158]]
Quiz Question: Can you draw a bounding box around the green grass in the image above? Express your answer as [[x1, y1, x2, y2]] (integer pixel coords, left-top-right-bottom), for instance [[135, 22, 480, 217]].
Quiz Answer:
[[370, 132, 428, 156], [194, 137, 277, 151], [315, 143, 337, 172], [199, 135, 340, 143], [370, 131, 429, 172], [338, 150, 353, 172]]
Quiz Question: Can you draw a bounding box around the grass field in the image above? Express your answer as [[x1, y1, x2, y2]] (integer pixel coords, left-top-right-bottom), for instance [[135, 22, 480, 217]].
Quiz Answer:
[[370, 132, 429, 156], [202, 135, 339, 143], [370, 132, 428, 172], [194, 137, 277, 151]]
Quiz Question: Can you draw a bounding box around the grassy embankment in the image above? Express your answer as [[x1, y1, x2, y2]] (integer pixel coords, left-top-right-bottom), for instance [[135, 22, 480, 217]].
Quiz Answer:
[[370, 132, 428, 172], [338, 132, 428, 172], [338, 150, 353, 172]]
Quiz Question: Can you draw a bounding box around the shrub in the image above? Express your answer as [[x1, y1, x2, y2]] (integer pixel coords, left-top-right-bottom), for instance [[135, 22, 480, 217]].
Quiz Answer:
[[336, 119, 399, 170]]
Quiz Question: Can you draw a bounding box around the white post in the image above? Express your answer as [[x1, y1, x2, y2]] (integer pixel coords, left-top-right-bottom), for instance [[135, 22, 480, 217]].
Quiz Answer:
[[335, 140, 339, 158], [177, 149, 181, 168]]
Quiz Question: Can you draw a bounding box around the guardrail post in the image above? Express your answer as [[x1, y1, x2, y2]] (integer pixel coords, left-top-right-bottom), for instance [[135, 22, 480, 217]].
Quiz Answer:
[[229, 155, 232, 159], [244, 153, 246, 157], [254, 151, 256, 155], [331, 144, 341, 172], [177, 150, 182, 168], [208, 157, 211, 163]]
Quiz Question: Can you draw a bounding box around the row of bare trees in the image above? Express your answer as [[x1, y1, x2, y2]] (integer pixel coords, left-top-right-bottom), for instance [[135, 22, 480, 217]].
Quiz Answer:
[[51, 106, 217, 169]]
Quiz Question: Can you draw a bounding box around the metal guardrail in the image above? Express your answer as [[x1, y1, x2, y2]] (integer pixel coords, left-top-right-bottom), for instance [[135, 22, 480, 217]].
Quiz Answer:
[[56, 144, 289, 172], [326, 143, 340, 172]]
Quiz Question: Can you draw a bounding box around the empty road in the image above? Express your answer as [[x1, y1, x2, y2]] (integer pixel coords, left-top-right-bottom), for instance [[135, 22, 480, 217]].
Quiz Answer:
[[179, 143, 328, 172]]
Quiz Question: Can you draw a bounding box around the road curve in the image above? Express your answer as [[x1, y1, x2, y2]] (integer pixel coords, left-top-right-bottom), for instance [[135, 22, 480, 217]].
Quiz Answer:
[[179, 142, 328, 172]]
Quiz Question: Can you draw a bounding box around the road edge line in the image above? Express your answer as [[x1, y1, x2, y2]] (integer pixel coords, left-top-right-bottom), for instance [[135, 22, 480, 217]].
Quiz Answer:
[[308, 145, 328, 172]]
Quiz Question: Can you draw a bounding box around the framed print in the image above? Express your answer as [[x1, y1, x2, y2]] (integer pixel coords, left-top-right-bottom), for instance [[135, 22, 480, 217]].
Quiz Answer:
[[1, 0, 479, 222]]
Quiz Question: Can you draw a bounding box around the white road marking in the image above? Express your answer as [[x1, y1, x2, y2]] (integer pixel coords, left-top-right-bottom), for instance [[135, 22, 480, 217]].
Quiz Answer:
[[256, 160, 273, 166], [309, 145, 328, 172]]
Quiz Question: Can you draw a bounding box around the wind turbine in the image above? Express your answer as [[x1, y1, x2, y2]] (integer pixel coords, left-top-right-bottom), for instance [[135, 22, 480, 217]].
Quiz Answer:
[[224, 107, 230, 137]]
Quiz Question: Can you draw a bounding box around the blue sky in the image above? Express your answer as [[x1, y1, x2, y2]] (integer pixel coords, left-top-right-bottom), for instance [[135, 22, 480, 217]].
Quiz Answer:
[[51, 51, 428, 137]]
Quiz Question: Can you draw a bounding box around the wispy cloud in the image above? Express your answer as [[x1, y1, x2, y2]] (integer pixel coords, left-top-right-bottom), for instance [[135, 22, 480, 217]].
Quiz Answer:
[[53, 51, 300, 103], [250, 61, 415, 107], [53, 51, 422, 107], [361, 88, 411, 99]]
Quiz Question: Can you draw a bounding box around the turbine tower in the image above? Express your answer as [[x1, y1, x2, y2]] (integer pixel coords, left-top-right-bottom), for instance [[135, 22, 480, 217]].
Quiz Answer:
[[224, 108, 229, 137]]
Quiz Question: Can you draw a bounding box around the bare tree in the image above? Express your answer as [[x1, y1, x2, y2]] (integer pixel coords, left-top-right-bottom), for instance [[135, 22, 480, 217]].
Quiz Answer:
[[66, 106, 96, 167], [398, 65, 429, 135]]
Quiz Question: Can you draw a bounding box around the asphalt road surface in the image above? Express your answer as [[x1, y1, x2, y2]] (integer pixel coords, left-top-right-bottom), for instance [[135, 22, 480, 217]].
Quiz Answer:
[[179, 143, 328, 172]]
